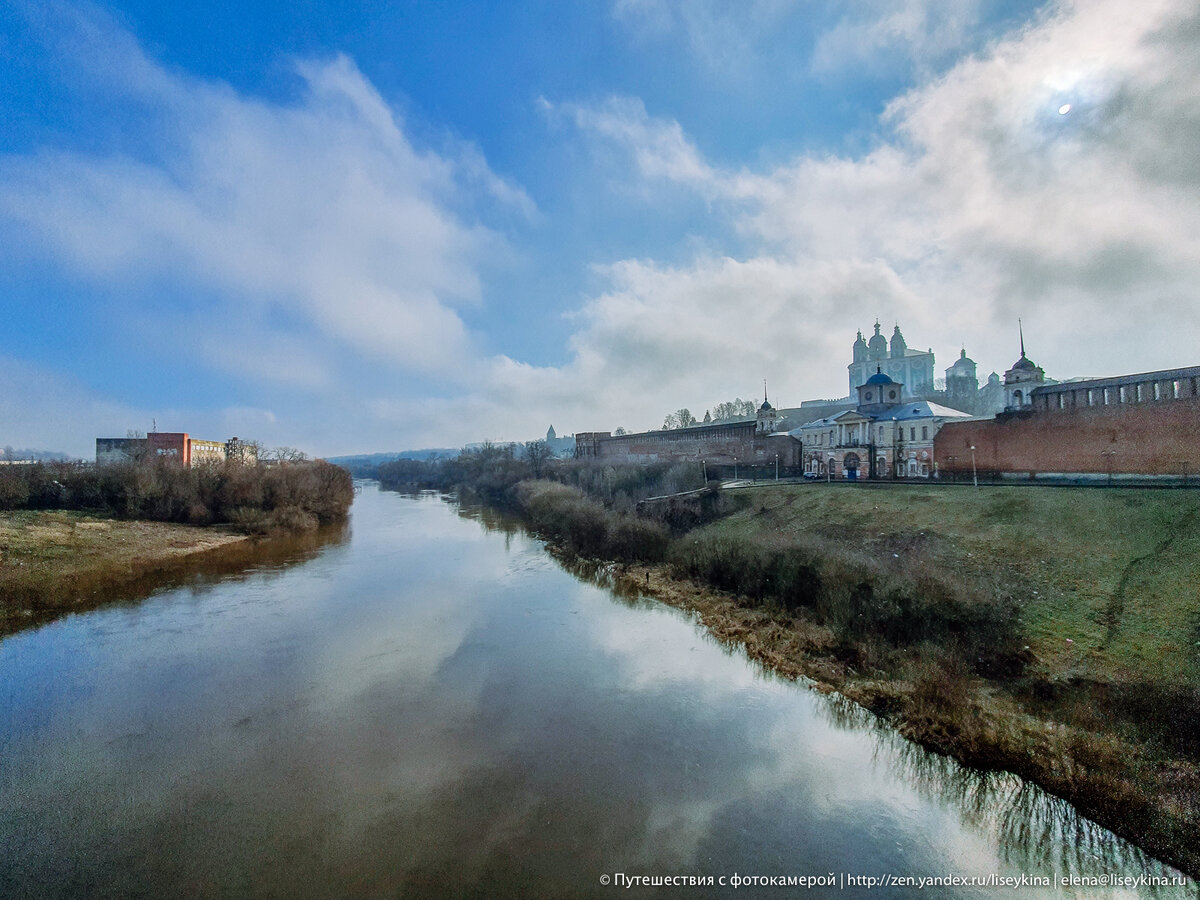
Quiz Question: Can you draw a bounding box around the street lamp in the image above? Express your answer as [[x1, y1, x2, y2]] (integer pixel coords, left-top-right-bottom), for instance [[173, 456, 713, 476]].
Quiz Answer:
[[733, 456, 738, 481], [1103, 448, 1117, 485], [891, 416, 898, 479], [702, 458, 708, 483], [775, 453, 779, 481], [970, 445, 978, 488]]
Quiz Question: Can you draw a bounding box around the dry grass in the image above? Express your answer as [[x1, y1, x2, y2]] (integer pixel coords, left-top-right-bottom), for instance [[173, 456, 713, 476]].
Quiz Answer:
[[0, 510, 249, 635]]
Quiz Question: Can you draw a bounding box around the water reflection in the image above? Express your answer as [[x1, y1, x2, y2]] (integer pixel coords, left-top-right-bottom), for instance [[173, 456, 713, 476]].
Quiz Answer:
[[809, 694, 1163, 879], [0, 485, 1193, 898], [467, 494, 1194, 895]]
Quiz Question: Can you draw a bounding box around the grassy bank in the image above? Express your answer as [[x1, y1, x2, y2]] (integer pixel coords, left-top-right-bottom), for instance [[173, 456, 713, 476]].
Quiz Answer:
[[699, 484, 1200, 686], [507, 478, 1200, 877], [0, 509, 246, 635], [0, 509, 347, 637]]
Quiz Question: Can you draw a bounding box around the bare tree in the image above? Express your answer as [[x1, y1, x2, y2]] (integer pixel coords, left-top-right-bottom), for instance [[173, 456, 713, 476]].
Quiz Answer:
[[123, 430, 150, 463], [266, 446, 309, 463], [711, 399, 756, 421], [662, 408, 698, 430], [524, 440, 554, 478]]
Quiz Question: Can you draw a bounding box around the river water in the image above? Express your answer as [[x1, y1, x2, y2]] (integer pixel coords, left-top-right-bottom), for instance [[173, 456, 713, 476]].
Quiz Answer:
[[1, 484, 1192, 897]]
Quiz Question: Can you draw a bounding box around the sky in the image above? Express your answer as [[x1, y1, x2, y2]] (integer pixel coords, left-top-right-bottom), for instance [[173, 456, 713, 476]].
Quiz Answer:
[[2, 0, 1198, 457]]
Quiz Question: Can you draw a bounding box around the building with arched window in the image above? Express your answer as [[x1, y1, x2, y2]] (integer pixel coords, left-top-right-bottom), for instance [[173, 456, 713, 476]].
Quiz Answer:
[[797, 369, 971, 479]]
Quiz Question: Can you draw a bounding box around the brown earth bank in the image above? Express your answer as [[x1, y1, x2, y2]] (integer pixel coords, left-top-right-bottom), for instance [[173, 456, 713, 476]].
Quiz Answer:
[[493, 478, 1200, 881], [0, 510, 346, 638]]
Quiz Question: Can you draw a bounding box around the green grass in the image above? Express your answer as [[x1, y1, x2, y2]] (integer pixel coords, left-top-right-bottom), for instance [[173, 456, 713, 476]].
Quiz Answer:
[[700, 484, 1200, 683]]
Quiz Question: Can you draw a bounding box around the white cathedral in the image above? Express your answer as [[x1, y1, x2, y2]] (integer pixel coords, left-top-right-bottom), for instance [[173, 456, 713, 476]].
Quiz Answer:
[[849, 322, 936, 398], [847, 321, 1010, 417]]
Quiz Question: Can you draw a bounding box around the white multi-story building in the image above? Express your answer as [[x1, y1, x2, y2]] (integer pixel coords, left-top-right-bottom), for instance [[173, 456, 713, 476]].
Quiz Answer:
[[797, 369, 971, 479]]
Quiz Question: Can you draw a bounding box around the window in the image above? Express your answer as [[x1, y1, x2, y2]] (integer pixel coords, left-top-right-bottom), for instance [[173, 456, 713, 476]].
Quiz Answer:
[[921, 426, 928, 440], [910, 427, 916, 441]]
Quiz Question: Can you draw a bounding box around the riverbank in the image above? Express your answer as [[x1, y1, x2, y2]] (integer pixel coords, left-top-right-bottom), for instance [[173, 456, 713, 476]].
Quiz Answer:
[[520, 480, 1200, 878], [0, 510, 254, 636]]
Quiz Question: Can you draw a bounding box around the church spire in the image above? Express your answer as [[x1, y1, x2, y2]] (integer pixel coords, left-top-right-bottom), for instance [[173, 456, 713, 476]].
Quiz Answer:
[[1019, 318, 1026, 359]]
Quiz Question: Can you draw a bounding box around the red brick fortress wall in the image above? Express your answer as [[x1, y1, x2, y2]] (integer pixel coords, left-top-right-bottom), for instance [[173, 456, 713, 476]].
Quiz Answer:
[[934, 402, 1200, 477], [576, 422, 801, 467]]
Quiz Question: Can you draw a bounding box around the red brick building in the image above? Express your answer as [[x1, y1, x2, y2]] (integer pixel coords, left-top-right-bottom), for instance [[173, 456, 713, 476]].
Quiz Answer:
[[147, 432, 191, 465]]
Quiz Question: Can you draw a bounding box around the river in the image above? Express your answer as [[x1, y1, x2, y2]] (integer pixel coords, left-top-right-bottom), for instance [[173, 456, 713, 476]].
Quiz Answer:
[[0, 483, 1192, 897]]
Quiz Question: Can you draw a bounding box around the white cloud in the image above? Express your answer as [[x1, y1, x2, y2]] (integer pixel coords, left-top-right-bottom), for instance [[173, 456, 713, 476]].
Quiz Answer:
[[545, 97, 718, 189], [5, 0, 1199, 455], [611, 0, 801, 78], [339, 0, 1200, 446], [811, 0, 996, 78], [0, 42, 531, 383], [548, 0, 1200, 414]]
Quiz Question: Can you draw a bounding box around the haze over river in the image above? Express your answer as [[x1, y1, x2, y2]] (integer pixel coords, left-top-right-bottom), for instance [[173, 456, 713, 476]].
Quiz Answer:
[[1, 484, 1191, 897]]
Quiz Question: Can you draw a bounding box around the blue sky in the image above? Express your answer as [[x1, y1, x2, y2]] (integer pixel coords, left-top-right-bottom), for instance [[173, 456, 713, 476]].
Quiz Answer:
[[3, 0, 1198, 457]]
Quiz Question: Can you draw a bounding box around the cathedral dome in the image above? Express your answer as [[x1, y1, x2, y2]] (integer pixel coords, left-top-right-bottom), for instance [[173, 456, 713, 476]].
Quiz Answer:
[[852, 330, 868, 362], [759, 399, 774, 411], [865, 370, 896, 386], [867, 322, 888, 356], [1010, 355, 1038, 371], [948, 348, 975, 373]]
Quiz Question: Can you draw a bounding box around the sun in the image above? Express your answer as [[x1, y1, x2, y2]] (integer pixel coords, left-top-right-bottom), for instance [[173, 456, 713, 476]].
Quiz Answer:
[[1058, 103, 1072, 115]]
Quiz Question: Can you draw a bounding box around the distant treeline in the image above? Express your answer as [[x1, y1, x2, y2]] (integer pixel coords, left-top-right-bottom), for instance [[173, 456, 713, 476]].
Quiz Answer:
[[377, 444, 706, 510], [328, 449, 459, 479], [0, 459, 354, 533]]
